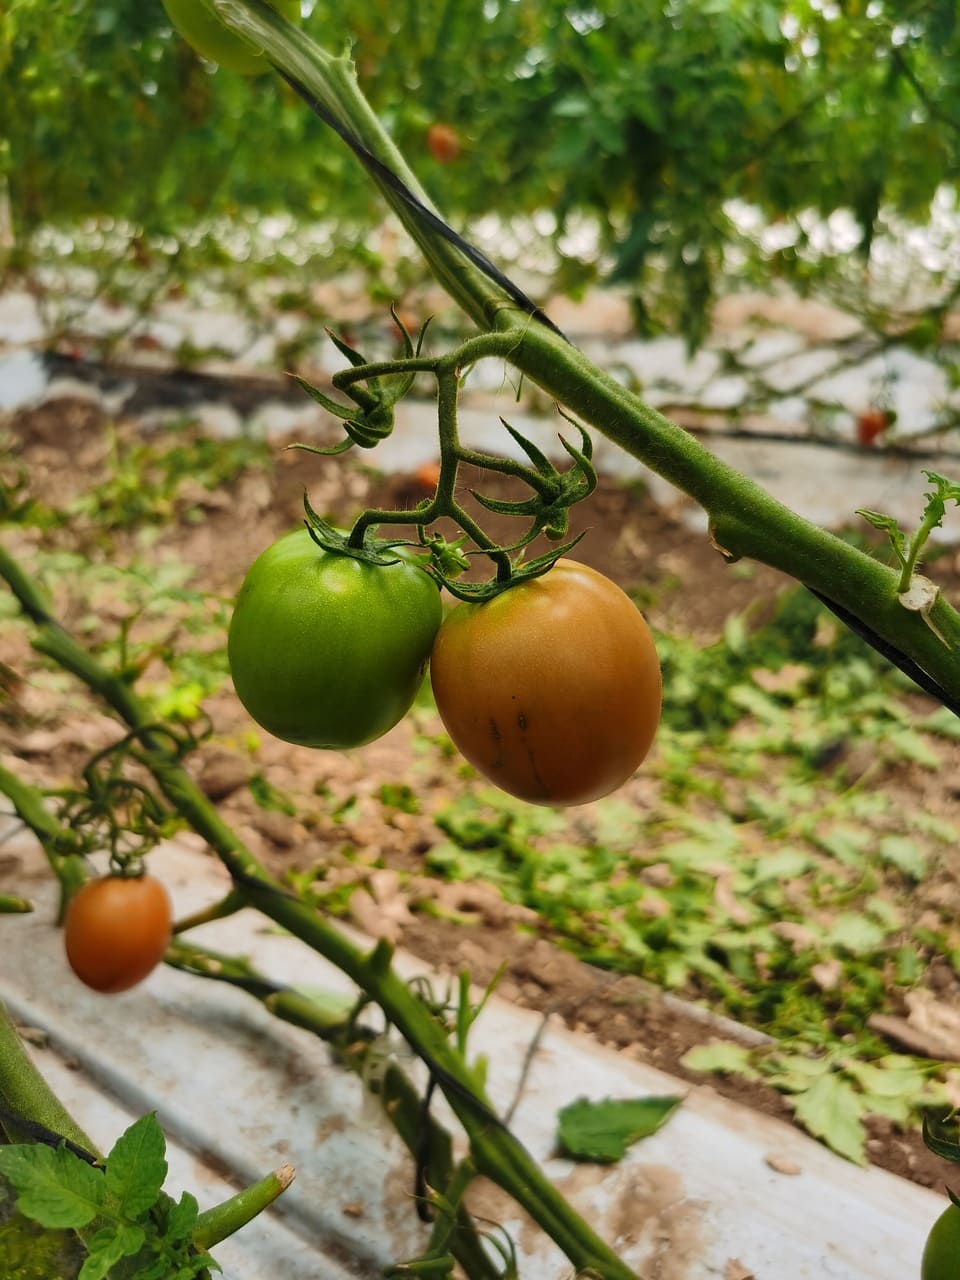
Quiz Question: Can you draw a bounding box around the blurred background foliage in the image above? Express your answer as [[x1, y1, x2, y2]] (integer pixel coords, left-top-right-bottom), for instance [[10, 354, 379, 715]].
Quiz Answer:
[[1, 0, 959, 347]]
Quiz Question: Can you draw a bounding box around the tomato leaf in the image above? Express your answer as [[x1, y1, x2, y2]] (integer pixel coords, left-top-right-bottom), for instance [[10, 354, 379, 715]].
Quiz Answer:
[[105, 1113, 168, 1222], [555, 1095, 682, 1163], [163, 1190, 201, 1243], [877, 835, 927, 881], [680, 1041, 762, 1081], [788, 1074, 867, 1164], [0, 1143, 105, 1228], [79, 1224, 146, 1280], [856, 508, 907, 568]]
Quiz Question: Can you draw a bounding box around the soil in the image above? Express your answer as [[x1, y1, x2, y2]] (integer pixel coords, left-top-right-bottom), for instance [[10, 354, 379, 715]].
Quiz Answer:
[[1, 389, 958, 1198]]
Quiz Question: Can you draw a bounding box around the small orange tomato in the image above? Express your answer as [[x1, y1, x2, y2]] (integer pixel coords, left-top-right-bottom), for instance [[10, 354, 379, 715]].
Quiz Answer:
[[64, 875, 173, 994], [426, 123, 462, 164], [430, 559, 662, 806], [856, 409, 888, 447], [414, 460, 442, 492]]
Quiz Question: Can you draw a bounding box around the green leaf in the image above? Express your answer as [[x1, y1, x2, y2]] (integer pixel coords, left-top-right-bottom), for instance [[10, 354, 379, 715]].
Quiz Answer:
[[828, 913, 887, 955], [856, 509, 906, 567], [556, 1095, 682, 1163], [105, 1114, 168, 1222], [923, 706, 960, 740], [0, 1144, 105, 1229], [885, 729, 941, 768], [680, 1041, 761, 1080], [816, 826, 869, 868], [877, 836, 927, 881], [79, 1224, 146, 1280], [164, 1191, 200, 1243], [789, 1074, 867, 1164]]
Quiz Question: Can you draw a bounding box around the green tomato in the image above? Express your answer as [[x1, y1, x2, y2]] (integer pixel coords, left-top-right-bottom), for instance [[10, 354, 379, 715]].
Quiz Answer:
[[923, 1204, 960, 1280], [228, 529, 442, 749], [161, 0, 300, 75]]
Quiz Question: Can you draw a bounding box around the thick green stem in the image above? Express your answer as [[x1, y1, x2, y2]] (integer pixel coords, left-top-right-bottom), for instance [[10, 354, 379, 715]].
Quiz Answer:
[[0, 1002, 99, 1156], [193, 1164, 295, 1249], [0, 760, 87, 913]]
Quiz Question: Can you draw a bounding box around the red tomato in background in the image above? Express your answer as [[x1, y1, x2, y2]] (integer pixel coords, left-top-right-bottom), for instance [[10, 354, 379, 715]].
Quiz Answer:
[[856, 409, 889, 447], [426, 123, 462, 164]]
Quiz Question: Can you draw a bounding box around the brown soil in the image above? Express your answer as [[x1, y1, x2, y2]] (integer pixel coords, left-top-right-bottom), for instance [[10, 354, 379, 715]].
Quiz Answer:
[[0, 392, 957, 1197]]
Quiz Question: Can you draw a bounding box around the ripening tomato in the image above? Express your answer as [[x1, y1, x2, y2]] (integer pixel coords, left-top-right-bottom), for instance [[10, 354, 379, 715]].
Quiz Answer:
[[64, 875, 172, 994], [414, 461, 442, 493], [856, 408, 889, 447], [923, 1204, 960, 1280], [161, 0, 300, 75], [426, 123, 462, 164], [228, 529, 442, 749], [430, 559, 661, 806]]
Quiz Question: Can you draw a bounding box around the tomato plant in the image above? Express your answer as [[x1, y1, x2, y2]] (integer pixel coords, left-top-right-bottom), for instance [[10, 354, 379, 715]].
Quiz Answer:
[[923, 1203, 960, 1280], [228, 529, 442, 749], [161, 0, 300, 74], [64, 875, 173, 994], [426, 123, 462, 164], [430, 559, 661, 806]]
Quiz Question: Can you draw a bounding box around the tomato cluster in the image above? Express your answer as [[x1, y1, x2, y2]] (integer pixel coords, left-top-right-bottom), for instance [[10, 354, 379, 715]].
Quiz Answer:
[[228, 532, 661, 807]]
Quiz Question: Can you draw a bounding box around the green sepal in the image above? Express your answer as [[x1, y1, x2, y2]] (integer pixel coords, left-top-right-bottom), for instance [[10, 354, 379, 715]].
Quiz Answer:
[[287, 375, 356, 420], [429, 531, 586, 602], [923, 1108, 960, 1163], [500, 419, 554, 475], [302, 495, 409, 567]]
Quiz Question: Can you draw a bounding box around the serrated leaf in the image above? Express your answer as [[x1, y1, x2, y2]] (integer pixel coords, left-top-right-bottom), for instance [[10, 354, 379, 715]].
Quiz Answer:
[[789, 1074, 867, 1164], [877, 835, 927, 881], [79, 1224, 146, 1280], [680, 1041, 761, 1080], [816, 826, 869, 867], [0, 1144, 105, 1228], [856, 508, 906, 565], [164, 1190, 200, 1242], [828, 913, 887, 955], [843, 1058, 925, 1099], [556, 1095, 682, 1163], [105, 1114, 167, 1221]]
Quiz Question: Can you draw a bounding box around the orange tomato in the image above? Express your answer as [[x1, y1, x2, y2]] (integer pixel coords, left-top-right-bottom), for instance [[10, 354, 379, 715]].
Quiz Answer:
[[64, 875, 172, 994], [430, 560, 661, 806], [856, 409, 888, 447], [426, 123, 462, 164]]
